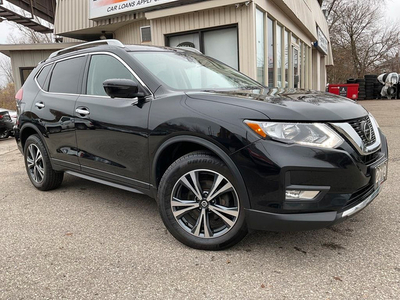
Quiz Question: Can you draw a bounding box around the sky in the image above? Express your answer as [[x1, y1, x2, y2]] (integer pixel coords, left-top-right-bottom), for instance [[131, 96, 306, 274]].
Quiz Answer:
[[1, 0, 400, 86]]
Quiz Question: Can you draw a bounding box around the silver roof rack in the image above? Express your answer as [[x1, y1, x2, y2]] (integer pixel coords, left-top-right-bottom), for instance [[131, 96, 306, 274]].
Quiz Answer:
[[48, 39, 125, 60]]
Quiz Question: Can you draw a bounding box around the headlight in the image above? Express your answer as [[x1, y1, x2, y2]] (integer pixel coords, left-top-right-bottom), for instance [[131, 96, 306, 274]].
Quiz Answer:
[[244, 120, 344, 148]]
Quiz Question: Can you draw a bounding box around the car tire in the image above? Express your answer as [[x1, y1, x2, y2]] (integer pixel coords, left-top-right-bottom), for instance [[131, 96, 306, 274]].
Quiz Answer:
[[0, 131, 10, 139], [24, 134, 64, 191], [158, 151, 248, 250]]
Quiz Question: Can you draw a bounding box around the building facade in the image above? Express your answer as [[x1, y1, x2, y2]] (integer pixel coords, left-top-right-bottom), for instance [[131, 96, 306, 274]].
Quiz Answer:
[[1, 0, 333, 91]]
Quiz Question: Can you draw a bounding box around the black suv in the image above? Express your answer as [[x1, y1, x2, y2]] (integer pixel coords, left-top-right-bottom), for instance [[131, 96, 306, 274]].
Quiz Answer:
[[15, 40, 388, 250]]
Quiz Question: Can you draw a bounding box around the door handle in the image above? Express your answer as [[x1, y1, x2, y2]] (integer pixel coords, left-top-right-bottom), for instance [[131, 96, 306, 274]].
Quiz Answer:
[[35, 102, 45, 109], [75, 108, 90, 116]]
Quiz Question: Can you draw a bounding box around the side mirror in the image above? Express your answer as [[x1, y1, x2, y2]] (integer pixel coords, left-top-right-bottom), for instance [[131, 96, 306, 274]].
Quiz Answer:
[[103, 79, 145, 99]]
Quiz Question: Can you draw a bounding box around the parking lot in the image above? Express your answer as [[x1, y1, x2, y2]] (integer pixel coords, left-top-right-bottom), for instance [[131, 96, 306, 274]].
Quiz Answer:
[[0, 100, 399, 299]]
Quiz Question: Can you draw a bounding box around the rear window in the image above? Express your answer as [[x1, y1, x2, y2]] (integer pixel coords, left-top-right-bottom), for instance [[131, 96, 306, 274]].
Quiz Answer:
[[49, 56, 86, 94], [36, 64, 52, 90]]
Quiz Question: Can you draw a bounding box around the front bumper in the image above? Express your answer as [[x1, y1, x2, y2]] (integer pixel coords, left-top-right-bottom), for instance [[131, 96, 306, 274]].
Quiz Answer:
[[245, 186, 382, 231], [231, 126, 388, 231]]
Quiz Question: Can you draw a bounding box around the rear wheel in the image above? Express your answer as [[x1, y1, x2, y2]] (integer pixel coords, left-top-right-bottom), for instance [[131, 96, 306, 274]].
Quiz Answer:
[[24, 135, 64, 191], [158, 152, 247, 250]]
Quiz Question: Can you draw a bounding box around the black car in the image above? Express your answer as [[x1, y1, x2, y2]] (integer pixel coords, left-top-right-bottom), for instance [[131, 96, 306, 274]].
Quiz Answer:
[[15, 40, 388, 250], [0, 109, 14, 139]]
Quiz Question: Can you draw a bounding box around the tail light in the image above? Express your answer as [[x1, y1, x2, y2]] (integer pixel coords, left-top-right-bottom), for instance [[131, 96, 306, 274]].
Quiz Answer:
[[15, 88, 23, 101], [15, 88, 24, 126], [0, 114, 3, 120]]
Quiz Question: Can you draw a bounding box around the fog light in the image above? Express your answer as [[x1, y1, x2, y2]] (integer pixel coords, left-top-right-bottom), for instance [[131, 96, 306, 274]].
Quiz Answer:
[[285, 190, 320, 201]]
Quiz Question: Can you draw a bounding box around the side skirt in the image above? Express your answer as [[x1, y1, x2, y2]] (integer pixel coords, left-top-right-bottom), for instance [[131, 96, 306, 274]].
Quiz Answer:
[[65, 171, 154, 197]]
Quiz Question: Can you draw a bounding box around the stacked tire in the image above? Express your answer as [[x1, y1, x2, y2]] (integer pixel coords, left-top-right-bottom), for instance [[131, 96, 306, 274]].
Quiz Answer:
[[347, 78, 365, 100], [374, 81, 383, 99], [346, 78, 357, 84], [356, 78, 366, 100], [364, 75, 377, 100]]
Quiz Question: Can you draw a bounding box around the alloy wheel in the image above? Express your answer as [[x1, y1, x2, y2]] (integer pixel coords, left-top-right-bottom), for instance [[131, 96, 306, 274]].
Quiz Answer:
[[171, 169, 240, 239], [26, 144, 45, 183]]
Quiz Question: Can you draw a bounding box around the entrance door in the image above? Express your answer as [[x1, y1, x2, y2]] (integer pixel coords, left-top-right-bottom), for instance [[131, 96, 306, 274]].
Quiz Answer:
[[203, 27, 238, 70], [168, 26, 239, 70]]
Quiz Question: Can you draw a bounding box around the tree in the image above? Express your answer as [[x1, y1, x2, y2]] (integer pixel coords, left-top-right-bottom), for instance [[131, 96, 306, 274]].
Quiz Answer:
[[325, 0, 400, 82], [0, 58, 14, 86], [0, 15, 52, 86], [7, 21, 52, 44]]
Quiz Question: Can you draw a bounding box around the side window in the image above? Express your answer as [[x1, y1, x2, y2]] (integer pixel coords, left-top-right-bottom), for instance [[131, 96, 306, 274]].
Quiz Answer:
[[36, 64, 52, 90], [49, 56, 86, 94], [86, 54, 137, 96]]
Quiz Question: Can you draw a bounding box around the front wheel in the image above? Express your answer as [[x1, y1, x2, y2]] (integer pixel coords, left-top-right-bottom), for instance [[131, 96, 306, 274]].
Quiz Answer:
[[158, 152, 247, 250]]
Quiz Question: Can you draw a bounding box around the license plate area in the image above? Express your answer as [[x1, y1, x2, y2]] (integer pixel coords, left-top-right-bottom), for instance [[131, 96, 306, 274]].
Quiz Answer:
[[372, 159, 388, 188]]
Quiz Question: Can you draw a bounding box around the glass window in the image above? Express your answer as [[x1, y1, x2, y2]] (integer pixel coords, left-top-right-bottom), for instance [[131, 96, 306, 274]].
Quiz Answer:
[[304, 45, 307, 89], [131, 52, 262, 91], [167, 27, 239, 71], [86, 55, 136, 96], [36, 65, 52, 89], [49, 56, 86, 94], [256, 9, 265, 84], [267, 17, 274, 87], [169, 33, 200, 50], [293, 47, 299, 88], [284, 30, 289, 88], [204, 28, 238, 70], [276, 24, 282, 87], [141, 26, 151, 42], [20, 68, 34, 86], [299, 42, 302, 88]]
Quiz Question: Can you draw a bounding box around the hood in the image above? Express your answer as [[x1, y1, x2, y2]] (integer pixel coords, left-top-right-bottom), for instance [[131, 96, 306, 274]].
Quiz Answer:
[[186, 88, 368, 122]]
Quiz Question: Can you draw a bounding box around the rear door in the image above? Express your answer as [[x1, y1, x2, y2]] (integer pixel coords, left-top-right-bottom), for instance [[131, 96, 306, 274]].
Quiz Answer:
[[32, 55, 87, 170], [74, 53, 151, 190]]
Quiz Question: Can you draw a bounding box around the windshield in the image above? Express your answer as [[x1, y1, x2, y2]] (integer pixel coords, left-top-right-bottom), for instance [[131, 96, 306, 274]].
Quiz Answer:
[[130, 51, 263, 91]]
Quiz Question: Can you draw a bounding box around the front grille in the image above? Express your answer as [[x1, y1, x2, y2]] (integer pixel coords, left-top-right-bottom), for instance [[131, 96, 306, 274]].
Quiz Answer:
[[348, 116, 376, 147]]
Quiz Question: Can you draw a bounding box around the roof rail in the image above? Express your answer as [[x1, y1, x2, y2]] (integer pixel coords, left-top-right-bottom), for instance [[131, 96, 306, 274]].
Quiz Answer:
[[175, 46, 203, 55], [48, 39, 125, 60]]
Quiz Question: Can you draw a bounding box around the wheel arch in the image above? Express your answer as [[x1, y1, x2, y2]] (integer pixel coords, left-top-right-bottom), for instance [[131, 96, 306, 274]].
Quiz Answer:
[[20, 123, 47, 154], [152, 135, 251, 209]]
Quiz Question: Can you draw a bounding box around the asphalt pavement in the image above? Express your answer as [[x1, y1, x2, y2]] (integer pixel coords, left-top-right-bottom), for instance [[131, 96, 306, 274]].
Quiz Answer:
[[0, 100, 399, 299]]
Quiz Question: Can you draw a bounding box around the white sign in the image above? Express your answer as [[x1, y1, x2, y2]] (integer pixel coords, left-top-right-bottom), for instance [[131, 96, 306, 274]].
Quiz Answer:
[[89, 0, 178, 20], [316, 26, 328, 55]]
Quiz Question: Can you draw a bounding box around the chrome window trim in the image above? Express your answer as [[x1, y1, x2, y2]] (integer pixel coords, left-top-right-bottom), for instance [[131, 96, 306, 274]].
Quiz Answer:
[[86, 52, 153, 97], [331, 114, 381, 155], [34, 51, 153, 98], [34, 53, 88, 97]]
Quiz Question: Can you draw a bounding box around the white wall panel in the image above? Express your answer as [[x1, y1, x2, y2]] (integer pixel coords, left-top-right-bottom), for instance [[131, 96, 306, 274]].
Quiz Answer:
[[10, 51, 54, 90], [114, 20, 151, 44]]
